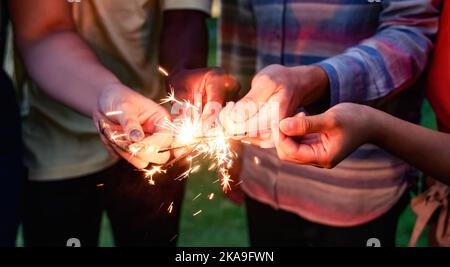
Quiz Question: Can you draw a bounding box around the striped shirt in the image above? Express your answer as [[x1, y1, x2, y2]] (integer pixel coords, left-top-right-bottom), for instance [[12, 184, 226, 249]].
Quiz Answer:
[[219, 0, 440, 226]]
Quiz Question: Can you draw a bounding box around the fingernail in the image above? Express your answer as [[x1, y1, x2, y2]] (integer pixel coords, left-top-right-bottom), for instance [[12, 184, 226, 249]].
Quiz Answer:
[[130, 129, 144, 141]]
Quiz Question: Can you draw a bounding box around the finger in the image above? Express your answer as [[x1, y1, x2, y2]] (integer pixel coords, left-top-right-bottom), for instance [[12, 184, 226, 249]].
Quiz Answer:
[[277, 136, 319, 165], [219, 101, 236, 132], [280, 113, 328, 137], [141, 105, 172, 134], [130, 134, 172, 165], [226, 102, 275, 138], [231, 74, 277, 122], [116, 103, 145, 142], [201, 101, 222, 130]]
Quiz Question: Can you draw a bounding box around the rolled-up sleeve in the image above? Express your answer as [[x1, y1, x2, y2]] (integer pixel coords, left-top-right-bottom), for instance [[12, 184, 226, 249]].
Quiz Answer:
[[161, 0, 211, 15], [317, 0, 440, 106]]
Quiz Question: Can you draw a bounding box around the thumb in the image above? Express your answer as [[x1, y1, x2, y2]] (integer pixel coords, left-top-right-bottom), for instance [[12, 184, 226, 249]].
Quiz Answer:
[[230, 76, 274, 123], [279, 113, 328, 136], [115, 103, 144, 142]]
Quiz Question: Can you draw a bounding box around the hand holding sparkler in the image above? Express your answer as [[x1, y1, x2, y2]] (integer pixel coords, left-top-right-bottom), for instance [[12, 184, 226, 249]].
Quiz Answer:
[[93, 84, 173, 169], [165, 67, 240, 125], [219, 64, 329, 148]]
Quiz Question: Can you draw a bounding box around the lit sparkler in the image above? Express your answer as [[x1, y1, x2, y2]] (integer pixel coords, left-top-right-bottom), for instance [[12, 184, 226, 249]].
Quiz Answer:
[[98, 66, 244, 192]]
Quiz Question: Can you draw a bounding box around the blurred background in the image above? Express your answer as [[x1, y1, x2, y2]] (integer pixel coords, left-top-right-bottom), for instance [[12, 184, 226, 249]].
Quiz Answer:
[[14, 0, 435, 247]]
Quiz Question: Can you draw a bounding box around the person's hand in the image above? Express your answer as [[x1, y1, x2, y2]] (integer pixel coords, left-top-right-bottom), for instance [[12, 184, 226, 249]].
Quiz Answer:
[[273, 103, 374, 168], [93, 84, 172, 169], [220, 64, 328, 146], [168, 67, 240, 123]]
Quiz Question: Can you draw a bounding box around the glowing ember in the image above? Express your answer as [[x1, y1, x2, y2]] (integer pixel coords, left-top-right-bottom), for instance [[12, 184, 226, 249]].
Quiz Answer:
[[96, 183, 104, 187], [193, 193, 202, 201], [143, 165, 166, 185], [193, 210, 202, 216], [254, 156, 260, 165], [105, 110, 123, 116], [208, 193, 215, 200], [168, 202, 174, 213], [158, 65, 170, 77]]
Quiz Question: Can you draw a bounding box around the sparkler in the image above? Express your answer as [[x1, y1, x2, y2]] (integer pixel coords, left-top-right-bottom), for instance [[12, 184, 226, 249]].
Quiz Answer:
[[98, 65, 248, 192]]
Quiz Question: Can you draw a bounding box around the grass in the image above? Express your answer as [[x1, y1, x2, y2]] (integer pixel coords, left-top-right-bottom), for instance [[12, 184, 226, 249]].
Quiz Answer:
[[18, 19, 438, 247]]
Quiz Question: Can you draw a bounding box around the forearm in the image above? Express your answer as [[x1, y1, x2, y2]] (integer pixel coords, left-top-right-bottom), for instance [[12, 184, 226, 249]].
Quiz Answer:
[[159, 10, 208, 76], [17, 30, 121, 116], [369, 107, 450, 184], [289, 65, 330, 107]]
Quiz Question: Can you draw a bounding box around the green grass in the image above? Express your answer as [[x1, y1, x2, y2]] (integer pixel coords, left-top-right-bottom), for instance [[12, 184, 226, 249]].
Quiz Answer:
[[17, 19, 438, 248]]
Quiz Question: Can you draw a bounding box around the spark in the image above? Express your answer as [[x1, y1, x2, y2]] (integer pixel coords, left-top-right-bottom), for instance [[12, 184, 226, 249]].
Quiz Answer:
[[100, 66, 239, 193], [96, 183, 104, 187], [254, 156, 260, 165], [208, 163, 217, 171], [160, 86, 183, 106], [143, 165, 166, 185], [208, 193, 215, 200], [193, 193, 202, 201], [158, 65, 170, 77], [168, 202, 174, 213], [193, 210, 202, 216], [190, 165, 201, 174], [241, 140, 251, 145], [110, 132, 127, 143], [105, 110, 123, 116], [128, 144, 143, 157]]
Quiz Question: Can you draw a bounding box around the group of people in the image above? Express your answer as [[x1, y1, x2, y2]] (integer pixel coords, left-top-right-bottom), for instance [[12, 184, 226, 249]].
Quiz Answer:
[[0, 0, 449, 247]]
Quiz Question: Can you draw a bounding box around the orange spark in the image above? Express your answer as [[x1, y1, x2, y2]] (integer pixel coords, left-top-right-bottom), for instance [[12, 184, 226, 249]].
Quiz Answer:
[[168, 202, 174, 213], [105, 110, 123, 116], [193, 210, 202, 216]]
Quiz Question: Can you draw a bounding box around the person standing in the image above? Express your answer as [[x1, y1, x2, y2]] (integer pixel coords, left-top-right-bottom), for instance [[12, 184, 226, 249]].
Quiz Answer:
[[9, 0, 238, 247], [220, 0, 440, 246]]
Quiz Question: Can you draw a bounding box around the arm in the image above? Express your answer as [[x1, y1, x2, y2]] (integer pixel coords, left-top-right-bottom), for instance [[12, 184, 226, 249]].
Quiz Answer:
[[373, 107, 450, 184], [10, 0, 172, 168], [317, 0, 440, 106], [275, 103, 450, 185], [159, 4, 240, 117], [10, 0, 119, 116]]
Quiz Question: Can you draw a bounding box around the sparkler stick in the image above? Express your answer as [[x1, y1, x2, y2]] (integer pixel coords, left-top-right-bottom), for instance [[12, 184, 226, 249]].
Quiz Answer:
[[99, 65, 248, 192]]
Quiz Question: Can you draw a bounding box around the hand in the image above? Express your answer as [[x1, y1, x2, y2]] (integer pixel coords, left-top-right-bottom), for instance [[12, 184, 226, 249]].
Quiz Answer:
[[220, 64, 328, 145], [93, 84, 172, 169], [168, 67, 240, 122], [273, 103, 374, 168]]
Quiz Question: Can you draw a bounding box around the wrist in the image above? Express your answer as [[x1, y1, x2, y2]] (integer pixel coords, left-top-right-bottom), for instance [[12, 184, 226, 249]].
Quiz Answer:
[[362, 105, 384, 146], [290, 65, 330, 107]]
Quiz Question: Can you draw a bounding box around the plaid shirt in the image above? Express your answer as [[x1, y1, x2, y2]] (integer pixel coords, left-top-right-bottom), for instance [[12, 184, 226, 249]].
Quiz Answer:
[[219, 0, 440, 226]]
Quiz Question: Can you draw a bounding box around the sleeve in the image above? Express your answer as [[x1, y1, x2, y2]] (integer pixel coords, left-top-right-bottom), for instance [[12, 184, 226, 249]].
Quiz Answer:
[[316, 0, 441, 106], [161, 0, 212, 15], [427, 0, 450, 133], [218, 0, 257, 95]]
